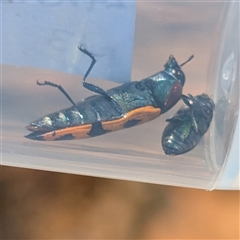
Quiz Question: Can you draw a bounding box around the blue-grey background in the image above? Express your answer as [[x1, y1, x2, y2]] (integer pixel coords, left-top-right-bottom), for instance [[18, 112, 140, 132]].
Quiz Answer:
[[2, 0, 135, 83]]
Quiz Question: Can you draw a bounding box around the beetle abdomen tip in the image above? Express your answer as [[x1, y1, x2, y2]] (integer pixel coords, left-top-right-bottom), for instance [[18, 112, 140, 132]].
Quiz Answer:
[[25, 132, 45, 141]]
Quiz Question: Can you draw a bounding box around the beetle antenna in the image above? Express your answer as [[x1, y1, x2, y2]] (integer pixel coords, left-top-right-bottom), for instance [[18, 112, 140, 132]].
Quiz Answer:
[[180, 55, 194, 67]]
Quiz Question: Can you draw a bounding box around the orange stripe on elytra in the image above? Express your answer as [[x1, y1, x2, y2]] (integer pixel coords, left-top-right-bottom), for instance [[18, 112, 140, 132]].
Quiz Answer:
[[101, 105, 161, 131], [42, 105, 161, 140]]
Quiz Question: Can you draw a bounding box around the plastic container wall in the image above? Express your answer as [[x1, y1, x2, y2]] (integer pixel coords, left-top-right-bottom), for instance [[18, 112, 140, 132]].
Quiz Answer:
[[207, 2, 239, 190], [2, 1, 237, 190]]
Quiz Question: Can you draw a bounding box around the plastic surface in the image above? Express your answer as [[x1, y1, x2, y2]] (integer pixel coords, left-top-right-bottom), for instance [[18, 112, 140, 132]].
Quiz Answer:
[[210, 2, 239, 190], [2, 1, 238, 190], [216, 117, 239, 190]]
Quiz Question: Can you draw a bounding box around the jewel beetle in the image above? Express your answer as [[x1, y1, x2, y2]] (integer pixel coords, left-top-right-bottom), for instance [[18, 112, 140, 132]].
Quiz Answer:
[[25, 46, 193, 141], [162, 93, 215, 155]]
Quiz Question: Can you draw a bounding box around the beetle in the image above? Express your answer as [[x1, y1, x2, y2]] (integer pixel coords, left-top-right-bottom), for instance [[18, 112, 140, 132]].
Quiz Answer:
[[25, 46, 193, 141], [161, 93, 214, 155]]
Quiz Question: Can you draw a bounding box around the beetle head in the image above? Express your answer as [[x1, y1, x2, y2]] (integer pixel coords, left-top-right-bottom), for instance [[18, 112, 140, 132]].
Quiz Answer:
[[164, 55, 194, 86], [182, 94, 215, 118]]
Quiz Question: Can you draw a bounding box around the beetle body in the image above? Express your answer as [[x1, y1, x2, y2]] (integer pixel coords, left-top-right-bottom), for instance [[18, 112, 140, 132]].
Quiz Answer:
[[25, 47, 193, 141], [161, 94, 214, 155]]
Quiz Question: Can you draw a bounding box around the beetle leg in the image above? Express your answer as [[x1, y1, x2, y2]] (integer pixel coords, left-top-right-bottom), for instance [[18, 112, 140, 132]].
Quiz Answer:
[[190, 111, 200, 134], [166, 114, 184, 123], [78, 46, 110, 99], [181, 94, 193, 108], [36, 80, 76, 106], [79, 46, 123, 114]]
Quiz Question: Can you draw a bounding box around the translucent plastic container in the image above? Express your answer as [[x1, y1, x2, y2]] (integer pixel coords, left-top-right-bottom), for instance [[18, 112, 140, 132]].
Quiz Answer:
[[208, 2, 239, 190], [2, 1, 239, 190]]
